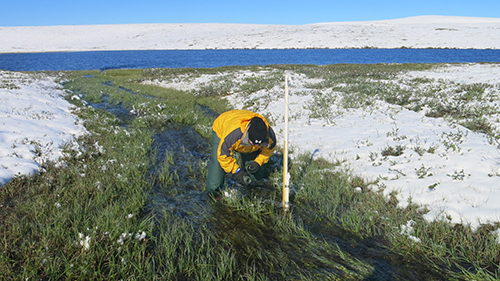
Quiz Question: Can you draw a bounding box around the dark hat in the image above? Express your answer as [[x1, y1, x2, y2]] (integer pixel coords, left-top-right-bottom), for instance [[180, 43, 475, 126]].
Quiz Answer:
[[248, 117, 268, 144]]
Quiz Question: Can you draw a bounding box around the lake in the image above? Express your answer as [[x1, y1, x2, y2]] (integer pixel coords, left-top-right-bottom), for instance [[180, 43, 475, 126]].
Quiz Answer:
[[1, 49, 499, 71]]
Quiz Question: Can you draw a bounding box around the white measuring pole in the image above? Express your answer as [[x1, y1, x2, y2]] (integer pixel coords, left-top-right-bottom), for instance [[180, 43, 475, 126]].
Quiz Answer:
[[283, 75, 290, 210]]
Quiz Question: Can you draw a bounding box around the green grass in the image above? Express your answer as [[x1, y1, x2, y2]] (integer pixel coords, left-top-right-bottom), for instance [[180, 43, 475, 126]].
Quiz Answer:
[[0, 110, 155, 279], [2, 64, 500, 280]]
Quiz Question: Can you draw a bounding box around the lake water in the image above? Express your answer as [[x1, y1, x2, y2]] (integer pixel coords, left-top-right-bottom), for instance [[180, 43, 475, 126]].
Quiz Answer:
[[1, 49, 499, 71]]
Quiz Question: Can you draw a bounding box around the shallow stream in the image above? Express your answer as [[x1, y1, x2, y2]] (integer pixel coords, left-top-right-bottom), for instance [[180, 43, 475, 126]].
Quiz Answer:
[[87, 83, 448, 280]]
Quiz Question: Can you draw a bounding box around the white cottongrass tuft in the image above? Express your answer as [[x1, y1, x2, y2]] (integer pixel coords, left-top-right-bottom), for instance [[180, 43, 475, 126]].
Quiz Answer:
[[78, 233, 91, 251], [135, 231, 146, 240], [400, 220, 421, 243]]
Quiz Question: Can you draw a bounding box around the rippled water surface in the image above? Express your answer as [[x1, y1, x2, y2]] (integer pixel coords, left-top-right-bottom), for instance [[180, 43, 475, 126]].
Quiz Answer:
[[1, 49, 500, 71]]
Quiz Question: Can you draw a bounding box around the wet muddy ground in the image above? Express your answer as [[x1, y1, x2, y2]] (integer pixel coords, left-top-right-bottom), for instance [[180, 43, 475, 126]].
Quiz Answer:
[[86, 83, 449, 280]]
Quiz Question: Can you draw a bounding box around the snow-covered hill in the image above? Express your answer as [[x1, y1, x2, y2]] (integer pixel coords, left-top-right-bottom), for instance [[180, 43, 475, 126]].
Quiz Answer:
[[1, 15, 500, 53]]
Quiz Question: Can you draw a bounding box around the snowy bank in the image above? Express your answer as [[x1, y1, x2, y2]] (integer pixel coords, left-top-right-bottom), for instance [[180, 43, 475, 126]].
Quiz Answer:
[[0, 71, 87, 185]]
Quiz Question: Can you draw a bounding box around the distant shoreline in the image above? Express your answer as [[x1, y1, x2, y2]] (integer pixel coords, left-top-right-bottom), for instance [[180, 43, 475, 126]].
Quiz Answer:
[[2, 47, 499, 54]]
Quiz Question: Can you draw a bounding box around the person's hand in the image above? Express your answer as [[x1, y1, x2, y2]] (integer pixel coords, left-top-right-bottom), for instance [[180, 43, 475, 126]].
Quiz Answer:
[[246, 161, 260, 174], [234, 169, 251, 184]]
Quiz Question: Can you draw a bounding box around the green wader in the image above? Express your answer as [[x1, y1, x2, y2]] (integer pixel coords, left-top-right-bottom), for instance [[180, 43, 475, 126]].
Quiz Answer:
[[206, 131, 266, 195], [206, 131, 225, 195]]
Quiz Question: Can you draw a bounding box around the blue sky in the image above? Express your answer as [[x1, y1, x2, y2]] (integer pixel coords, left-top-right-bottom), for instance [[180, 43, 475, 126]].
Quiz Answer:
[[2, 0, 499, 26]]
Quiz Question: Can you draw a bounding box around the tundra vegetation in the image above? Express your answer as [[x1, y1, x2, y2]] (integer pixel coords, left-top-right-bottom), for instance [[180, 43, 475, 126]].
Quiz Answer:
[[1, 63, 500, 280]]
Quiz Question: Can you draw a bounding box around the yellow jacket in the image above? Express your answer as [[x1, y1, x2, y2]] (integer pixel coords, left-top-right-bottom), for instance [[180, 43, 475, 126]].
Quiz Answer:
[[212, 110, 276, 174]]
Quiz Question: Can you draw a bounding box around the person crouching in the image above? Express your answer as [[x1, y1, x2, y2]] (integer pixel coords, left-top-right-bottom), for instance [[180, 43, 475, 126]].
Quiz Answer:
[[206, 109, 276, 197]]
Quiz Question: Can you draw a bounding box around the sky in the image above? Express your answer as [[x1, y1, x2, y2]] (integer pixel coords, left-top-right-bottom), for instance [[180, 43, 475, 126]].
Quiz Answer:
[[1, 0, 499, 26]]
